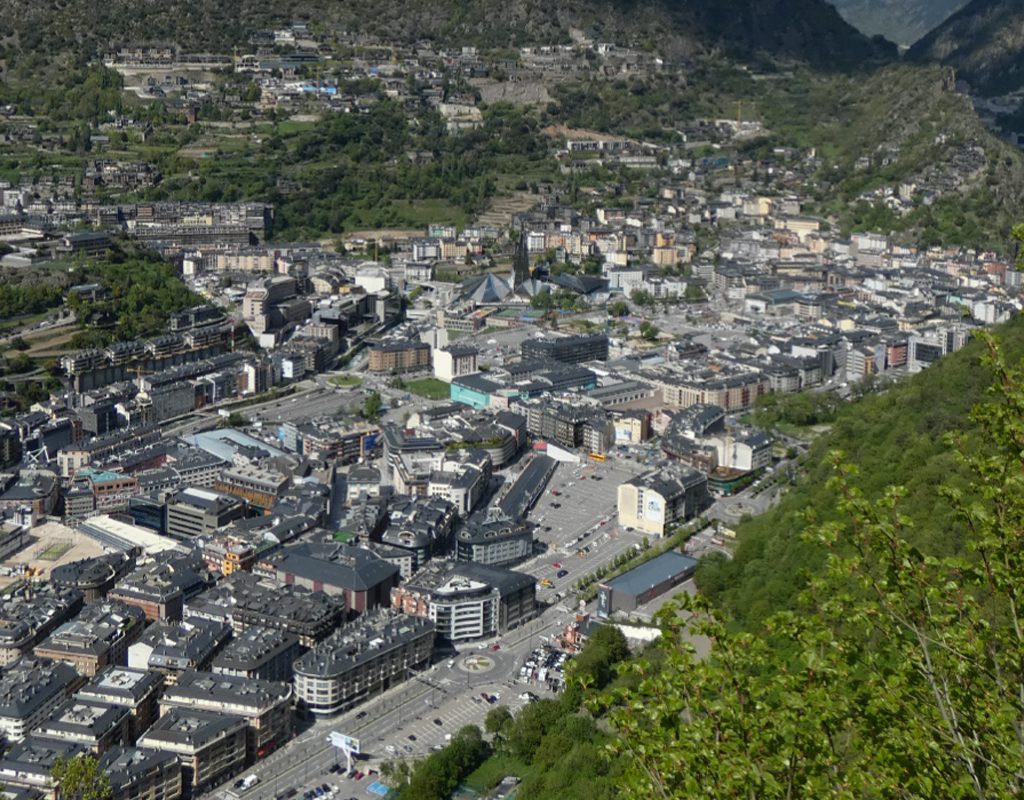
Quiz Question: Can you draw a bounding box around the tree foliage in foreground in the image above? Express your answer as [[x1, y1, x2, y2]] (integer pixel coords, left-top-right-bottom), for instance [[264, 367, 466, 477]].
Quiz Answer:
[[596, 335, 1024, 798], [52, 754, 112, 800]]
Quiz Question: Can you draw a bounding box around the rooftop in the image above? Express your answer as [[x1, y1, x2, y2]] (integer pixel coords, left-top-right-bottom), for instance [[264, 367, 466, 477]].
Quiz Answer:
[[603, 551, 699, 598]]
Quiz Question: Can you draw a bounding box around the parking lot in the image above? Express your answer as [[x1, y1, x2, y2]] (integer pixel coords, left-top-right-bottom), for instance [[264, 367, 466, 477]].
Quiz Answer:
[[518, 458, 649, 602]]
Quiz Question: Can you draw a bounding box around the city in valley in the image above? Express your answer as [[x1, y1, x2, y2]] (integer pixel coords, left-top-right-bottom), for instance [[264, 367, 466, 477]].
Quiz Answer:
[[0, 6, 1021, 800]]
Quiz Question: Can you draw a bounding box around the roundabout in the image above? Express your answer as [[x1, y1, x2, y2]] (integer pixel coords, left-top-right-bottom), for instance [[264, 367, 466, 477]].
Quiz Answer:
[[458, 654, 495, 674]]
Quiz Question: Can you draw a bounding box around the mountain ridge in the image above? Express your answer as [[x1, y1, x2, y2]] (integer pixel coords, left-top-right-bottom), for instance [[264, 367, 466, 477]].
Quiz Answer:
[[908, 0, 1024, 94], [0, 0, 895, 71], [826, 0, 967, 45]]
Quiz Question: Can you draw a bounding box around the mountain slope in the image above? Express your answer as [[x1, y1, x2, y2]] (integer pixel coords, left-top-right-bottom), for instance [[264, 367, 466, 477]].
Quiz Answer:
[[698, 314, 1024, 628], [0, 0, 894, 70], [827, 0, 967, 45], [908, 0, 1024, 94]]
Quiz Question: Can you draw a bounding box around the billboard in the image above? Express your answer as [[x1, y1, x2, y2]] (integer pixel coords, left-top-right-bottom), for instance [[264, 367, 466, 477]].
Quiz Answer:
[[328, 732, 361, 753]]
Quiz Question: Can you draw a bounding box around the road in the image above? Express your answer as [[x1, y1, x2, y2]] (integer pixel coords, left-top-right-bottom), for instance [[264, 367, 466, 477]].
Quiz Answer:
[[208, 450, 786, 800]]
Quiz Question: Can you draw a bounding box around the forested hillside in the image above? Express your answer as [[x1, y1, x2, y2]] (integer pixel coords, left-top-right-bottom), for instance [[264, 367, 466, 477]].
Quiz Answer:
[[698, 310, 1024, 628], [0, 0, 893, 71], [909, 0, 1024, 94]]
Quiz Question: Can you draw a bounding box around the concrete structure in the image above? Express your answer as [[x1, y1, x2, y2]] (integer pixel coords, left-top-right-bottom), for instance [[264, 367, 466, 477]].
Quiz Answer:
[[34, 700, 132, 754], [520, 332, 609, 364], [292, 612, 435, 716], [33, 601, 147, 677], [454, 519, 533, 567], [161, 671, 292, 762], [210, 627, 300, 683], [596, 551, 698, 618], [76, 667, 164, 742], [433, 345, 478, 383], [0, 657, 81, 741], [617, 466, 710, 537], [165, 489, 245, 541], [392, 561, 537, 641], [137, 707, 247, 795]]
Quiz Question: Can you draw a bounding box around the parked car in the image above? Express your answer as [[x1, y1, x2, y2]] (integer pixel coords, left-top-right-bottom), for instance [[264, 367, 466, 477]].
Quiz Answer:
[[557, 569, 569, 578]]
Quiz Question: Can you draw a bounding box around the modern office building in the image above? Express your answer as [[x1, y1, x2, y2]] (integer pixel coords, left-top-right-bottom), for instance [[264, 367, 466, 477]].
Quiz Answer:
[[165, 488, 245, 541], [454, 519, 533, 567], [520, 332, 608, 364], [391, 561, 537, 641]]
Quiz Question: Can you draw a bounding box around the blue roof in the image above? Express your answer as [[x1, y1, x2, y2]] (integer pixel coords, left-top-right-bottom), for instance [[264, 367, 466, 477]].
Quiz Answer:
[[605, 551, 698, 597]]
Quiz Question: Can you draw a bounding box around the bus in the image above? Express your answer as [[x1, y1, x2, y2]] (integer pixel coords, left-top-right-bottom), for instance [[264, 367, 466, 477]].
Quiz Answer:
[[588, 452, 607, 462]]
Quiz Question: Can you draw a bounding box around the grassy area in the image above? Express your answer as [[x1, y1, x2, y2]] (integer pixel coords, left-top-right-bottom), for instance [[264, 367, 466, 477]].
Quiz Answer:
[[328, 374, 363, 387], [38, 542, 74, 561], [0, 312, 50, 332], [403, 376, 450, 400], [463, 754, 534, 794]]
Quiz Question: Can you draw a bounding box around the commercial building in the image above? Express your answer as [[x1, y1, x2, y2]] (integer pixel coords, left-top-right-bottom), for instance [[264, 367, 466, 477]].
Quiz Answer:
[[76, 667, 164, 742], [433, 345, 479, 383], [377, 495, 458, 574], [455, 519, 533, 567], [165, 489, 245, 541], [392, 561, 537, 641], [256, 542, 400, 617], [34, 601, 147, 677], [109, 555, 213, 623], [214, 466, 288, 513], [200, 573, 344, 648], [616, 466, 710, 537], [34, 700, 132, 754], [137, 708, 247, 795], [0, 657, 82, 741], [51, 552, 136, 604], [596, 551, 698, 618], [210, 627, 300, 683], [520, 332, 608, 364], [292, 612, 435, 716], [161, 671, 292, 762], [367, 341, 431, 373]]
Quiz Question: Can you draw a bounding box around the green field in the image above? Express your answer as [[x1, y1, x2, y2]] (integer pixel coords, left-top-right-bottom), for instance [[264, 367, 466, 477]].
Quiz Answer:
[[38, 542, 74, 561], [328, 374, 363, 387], [404, 377, 450, 400]]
